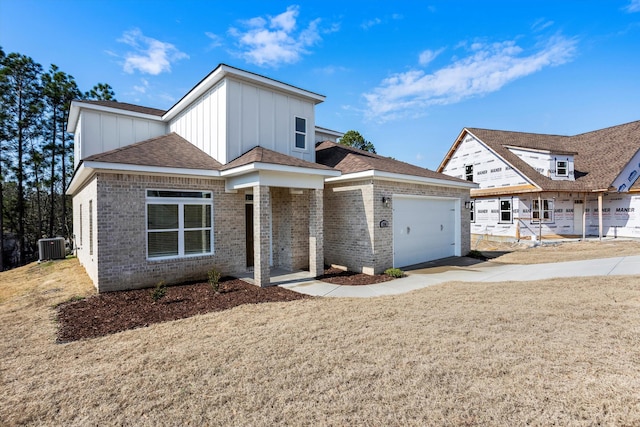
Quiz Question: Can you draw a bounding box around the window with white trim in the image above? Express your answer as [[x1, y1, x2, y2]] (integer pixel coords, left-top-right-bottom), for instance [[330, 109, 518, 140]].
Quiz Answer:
[[470, 200, 475, 222], [532, 199, 553, 223], [295, 117, 306, 150], [146, 190, 213, 259], [556, 160, 568, 177], [499, 199, 512, 223]]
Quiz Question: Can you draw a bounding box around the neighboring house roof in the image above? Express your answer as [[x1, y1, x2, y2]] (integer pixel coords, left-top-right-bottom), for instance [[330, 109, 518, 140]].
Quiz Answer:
[[439, 120, 640, 193], [84, 132, 223, 170], [316, 141, 472, 185], [77, 100, 167, 117], [222, 146, 335, 172]]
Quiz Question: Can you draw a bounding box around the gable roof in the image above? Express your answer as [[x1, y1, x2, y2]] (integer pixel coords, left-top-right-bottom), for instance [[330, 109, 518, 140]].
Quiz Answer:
[[222, 146, 335, 172], [84, 132, 222, 170], [316, 141, 472, 185], [439, 120, 640, 193]]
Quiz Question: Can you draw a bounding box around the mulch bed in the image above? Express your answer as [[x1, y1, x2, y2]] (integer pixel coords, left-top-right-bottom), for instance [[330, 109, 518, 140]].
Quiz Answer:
[[315, 267, 395, 286], [57, 269, 397, 343], [56, 278, 309, 343]]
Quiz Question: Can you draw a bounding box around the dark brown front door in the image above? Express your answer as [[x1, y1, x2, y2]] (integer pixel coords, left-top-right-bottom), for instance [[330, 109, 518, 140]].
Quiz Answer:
[[245, 203, 254, 267]]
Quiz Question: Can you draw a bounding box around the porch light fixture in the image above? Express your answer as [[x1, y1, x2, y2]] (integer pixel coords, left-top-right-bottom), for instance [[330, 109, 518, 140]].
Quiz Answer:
[[465, 201, 472, 209], [382, 196, 390, 208]]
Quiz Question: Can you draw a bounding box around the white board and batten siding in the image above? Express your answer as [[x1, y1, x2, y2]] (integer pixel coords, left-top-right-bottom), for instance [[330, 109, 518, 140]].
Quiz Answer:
[[74, 110, 167, 168], [225, 78, 315, 164], [441, 134, 530, 188], [393, 195, 461, 268], [169, 77, 316, 165], [168, 80, 227, 164]]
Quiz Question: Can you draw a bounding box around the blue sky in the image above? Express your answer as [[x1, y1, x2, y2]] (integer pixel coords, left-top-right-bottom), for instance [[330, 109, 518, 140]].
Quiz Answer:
[[2, 0, 640, 168]]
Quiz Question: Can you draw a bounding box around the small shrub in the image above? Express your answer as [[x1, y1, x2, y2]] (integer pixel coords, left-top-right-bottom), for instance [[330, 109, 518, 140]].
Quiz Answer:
[[384, 267, 404, 278], [208, 268, 222, 293], [151, 281, 167, 302]]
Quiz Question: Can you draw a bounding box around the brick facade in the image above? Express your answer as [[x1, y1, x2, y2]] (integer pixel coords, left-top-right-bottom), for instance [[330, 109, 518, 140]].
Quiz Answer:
[[75, 173, 245, 292], [74, 172, 470, 292], [324, 179, 471, 274]]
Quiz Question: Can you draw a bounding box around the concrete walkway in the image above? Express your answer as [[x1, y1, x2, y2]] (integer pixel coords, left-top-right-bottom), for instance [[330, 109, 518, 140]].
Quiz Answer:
[[277, 255, 640, 298]]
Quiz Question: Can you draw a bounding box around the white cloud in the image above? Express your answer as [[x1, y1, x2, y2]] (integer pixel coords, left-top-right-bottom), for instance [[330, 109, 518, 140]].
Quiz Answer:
[[118, 29, 188, 75], [532, 18, 554, 32], [205, 32, 223, 48], [361, 18, 381, 29], [314, 65, 348, 75], [418, 48, 444, 66], [626, 0, 640, 12], [363, 35, 578, 121], [133, 78, 149, 94], [228, 5, 324, 67]]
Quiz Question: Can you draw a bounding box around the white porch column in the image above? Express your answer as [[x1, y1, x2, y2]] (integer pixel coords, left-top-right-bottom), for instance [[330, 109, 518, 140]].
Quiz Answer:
[[309, 188, 324, 277], [254, 185, 271, 287], [598, 192, 603, 241]]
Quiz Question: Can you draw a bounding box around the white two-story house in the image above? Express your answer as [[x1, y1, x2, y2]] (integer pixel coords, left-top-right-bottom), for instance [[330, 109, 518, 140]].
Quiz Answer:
[[67, 64, 475, 292]]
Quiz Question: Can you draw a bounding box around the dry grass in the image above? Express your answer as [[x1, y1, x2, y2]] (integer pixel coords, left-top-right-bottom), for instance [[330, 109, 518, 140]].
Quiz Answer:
[[475, 238, 640, 264], [2, 257, 640, 425]]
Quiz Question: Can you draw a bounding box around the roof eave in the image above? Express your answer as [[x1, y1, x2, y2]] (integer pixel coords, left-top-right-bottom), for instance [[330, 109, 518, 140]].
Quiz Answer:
[[326, 169, 478, 189], [220, 162, 340, 178], [66, 100, 165, 133], [67, 161, 221, 195]]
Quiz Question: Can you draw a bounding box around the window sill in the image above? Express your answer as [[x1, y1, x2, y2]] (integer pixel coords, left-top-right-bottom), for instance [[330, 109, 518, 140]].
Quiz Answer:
[[147, 252, 215, 262]]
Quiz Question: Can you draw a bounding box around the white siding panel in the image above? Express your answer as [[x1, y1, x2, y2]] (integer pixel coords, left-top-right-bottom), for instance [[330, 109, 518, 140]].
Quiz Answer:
[[82, 112, 102, 159], [259, 89, 275, 151], [227, 80, 243, 162], [74, 116, 82, 168], [102, 115, 118, 152], [118, 117, 134, 147], [274, 94, 289, 153], [242, 84, 259, 149]]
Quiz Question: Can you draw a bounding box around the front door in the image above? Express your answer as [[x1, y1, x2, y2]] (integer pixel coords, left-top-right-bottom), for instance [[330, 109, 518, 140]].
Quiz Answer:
[[573, 201, 584, 236], [245, 203, 254, 267]]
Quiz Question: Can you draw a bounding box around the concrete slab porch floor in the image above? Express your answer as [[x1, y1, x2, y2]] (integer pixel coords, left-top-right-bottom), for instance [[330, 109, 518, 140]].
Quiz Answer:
[[264, 255, 640, 298]]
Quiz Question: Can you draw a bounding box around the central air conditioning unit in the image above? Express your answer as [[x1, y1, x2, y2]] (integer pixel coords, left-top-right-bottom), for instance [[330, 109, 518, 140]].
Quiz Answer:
[[38, 237, 66, 261]]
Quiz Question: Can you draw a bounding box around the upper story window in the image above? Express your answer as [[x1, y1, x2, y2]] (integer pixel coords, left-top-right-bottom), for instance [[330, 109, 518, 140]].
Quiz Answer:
[[465, 164, 474, 181], [556, 160, 568, 177], [295, 117, 307, 150], [146, 190, 213, 259]]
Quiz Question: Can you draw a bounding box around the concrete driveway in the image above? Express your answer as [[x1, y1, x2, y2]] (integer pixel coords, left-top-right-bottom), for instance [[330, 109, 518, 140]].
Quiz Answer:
[[279, 255, 640, 298]]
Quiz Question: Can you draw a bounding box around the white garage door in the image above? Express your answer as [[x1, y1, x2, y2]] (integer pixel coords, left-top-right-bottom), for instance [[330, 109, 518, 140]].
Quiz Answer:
[[393, 196, 458, 268]]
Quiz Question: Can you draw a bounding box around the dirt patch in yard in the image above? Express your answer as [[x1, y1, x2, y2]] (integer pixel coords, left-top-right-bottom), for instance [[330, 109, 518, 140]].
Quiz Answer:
[[473, 238, 640, 264]]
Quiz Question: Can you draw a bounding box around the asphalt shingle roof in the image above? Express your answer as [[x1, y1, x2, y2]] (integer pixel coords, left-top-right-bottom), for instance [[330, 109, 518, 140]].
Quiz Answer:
[[84, 132, 222, 170], [316, 141, 470, 184], [222, 146, 336, 171], [463, 120, 640, 192]]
